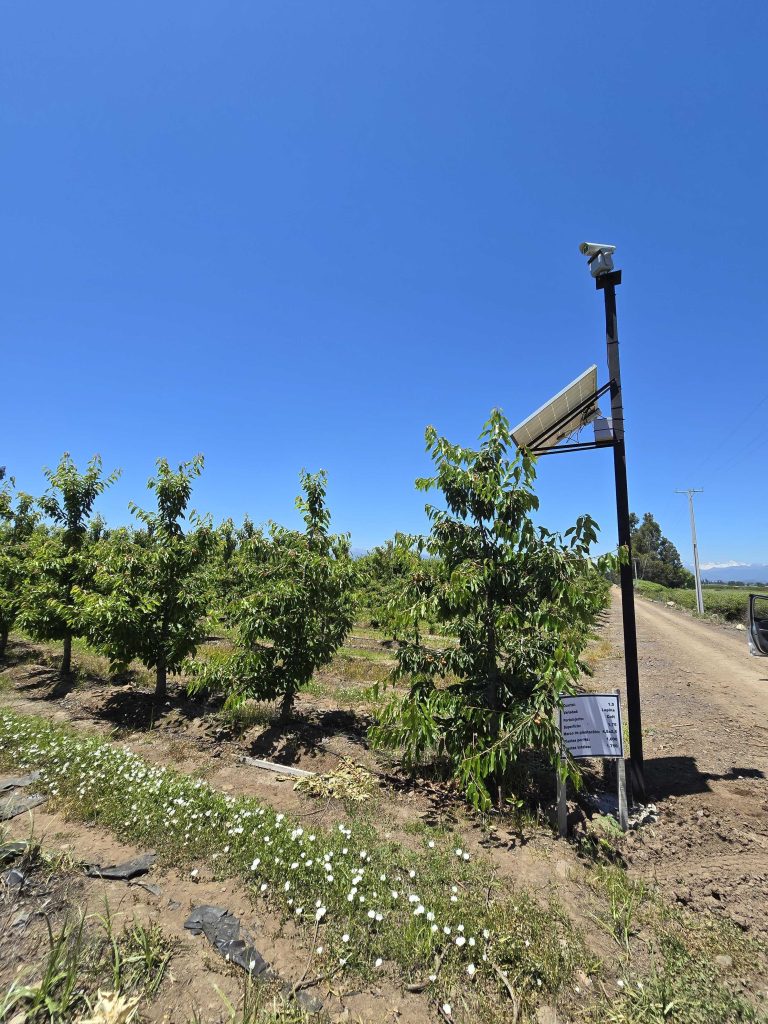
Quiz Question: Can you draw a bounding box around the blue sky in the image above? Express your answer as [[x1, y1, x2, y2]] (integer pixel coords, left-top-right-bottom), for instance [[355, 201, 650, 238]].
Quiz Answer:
[[2, 1, 766, 564]]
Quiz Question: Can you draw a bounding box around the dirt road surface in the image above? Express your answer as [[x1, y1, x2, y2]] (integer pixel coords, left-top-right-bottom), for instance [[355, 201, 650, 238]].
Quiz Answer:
[[591, 589, 768, 936]]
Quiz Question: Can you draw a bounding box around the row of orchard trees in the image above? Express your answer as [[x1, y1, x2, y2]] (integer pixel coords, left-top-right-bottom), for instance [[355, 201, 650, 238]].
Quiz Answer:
[[0, 456, 355, 718], [0, 410, 616, 808]]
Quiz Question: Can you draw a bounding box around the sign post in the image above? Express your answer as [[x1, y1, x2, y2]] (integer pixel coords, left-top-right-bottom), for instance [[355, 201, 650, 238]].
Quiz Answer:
[[556, 689, 628, 836]]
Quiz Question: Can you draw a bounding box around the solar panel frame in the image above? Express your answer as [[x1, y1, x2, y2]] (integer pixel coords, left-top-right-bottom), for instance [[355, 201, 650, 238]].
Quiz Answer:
[[511, 365, 600, 452]]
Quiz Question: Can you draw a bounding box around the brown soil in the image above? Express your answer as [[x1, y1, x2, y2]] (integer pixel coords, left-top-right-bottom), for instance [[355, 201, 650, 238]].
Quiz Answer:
[[1, 806, 436, 1024], [589, 589, 768, 938], [2, 593, 768, 1018]]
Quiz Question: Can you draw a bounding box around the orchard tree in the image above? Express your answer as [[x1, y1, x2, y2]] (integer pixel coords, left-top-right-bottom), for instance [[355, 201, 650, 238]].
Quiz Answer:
[[369, 410, 616, 810], [190, 470, 356, 722], [77, 455, 213, 700], [354, 534, 428, 630], [207, 514, 258, 614], [19, 454, 120, 674], [0, 481, 39, 655]]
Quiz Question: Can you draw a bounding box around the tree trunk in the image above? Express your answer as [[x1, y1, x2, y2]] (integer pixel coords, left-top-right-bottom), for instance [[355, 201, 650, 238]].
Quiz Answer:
[[62, 633, 72, 675], [155, 660, 167, 701], [0, 628, 8, 657], [279, 687, 295, 725]]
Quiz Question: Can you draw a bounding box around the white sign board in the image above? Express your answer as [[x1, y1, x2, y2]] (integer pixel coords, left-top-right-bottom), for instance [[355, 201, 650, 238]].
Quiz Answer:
[[559, 693, 624, 759]]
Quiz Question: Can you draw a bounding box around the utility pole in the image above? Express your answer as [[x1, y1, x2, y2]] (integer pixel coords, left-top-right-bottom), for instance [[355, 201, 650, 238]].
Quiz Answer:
[[596, 268, 645, 803], [676, 488, 704, 614]]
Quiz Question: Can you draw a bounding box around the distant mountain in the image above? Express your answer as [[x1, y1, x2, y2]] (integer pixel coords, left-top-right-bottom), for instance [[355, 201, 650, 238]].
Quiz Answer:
[[696, 562, 768, 584]]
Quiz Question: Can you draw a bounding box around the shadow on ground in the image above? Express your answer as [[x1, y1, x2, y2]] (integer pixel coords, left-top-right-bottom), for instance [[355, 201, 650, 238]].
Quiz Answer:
[[645, 755, 766, 799]]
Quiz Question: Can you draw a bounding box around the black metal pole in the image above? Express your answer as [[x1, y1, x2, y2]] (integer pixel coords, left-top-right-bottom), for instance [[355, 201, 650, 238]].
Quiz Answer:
[[596, 269, 646, 802]]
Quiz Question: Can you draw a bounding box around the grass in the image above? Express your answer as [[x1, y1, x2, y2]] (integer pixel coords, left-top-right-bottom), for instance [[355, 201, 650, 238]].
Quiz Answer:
[[189, 979, 320, 1023], [633, 582, 753, 624], [589, 933, 762, 1024], [587, 865, 647, 954], [583, 865, 767, 1024], [0, 708, 593, 1020], [0, 907, 175, 1023], [2, 703, 765, 1023]]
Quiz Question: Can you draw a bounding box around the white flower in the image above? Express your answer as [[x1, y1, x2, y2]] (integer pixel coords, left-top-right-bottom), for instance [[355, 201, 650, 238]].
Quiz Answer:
[[455, 936, 466, 947], [316, 946, 324, 955], [462, 852, 470, 861], [251, 858, 260, 870], [442, 1004, 452, 1017], [341, 933, 350, 943], [428, 840, 435, 848], [467, 963, 476, 977], [414, 905, 425, 916], [455, 848, 463, 857], [408, 869, 416, 878], [315, 906, 327, 921], [375, 958, 383, 967]]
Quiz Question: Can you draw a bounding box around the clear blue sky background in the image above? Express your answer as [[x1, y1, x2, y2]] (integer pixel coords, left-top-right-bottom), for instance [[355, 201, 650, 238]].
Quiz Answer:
[[2, 2, 766, 564]]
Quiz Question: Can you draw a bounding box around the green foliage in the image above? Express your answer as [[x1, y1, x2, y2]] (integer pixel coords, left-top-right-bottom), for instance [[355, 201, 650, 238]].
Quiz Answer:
[[0, 479, 39, 652], [354, 535, 428, 630], [634, 580, 751, 624], [630, 513, 694, 589], [189, 470, 356, 719], [370, 409, 616, 810], [593, 932, 760, 1023], [76, 455, 213, 698], [206, 514, 257, 612], [18, 454, 120, 673]]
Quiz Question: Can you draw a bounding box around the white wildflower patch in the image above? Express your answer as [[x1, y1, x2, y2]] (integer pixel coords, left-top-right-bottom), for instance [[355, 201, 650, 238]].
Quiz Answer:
[[0, 710, 531, 991]]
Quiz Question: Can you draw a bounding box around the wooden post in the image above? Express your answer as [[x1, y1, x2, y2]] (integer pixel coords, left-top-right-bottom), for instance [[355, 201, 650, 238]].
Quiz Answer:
[[557, 767, 568, 838], [617, 755, 629, 831], [556, 706, 568, 837]]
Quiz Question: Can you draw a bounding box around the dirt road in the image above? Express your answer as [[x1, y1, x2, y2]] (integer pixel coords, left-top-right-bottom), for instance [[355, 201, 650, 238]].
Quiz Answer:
[[591, 590, 768, 935]]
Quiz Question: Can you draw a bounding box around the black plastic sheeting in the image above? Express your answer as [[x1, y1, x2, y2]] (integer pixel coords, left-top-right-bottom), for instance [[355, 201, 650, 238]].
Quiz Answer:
[[0, 840, 29, 865], [0, 772, 41, 793], [85, 853, 157, 880], [0, 772, 46, 820], [2, 868, 25, 891], [184, 905, 269, 977], [0, 793, 47, 820]]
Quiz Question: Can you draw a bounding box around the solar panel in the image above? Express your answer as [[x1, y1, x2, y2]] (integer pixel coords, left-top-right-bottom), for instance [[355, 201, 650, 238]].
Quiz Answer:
[[511, 365, 600, 452]]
